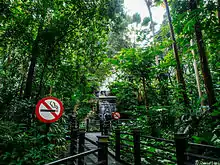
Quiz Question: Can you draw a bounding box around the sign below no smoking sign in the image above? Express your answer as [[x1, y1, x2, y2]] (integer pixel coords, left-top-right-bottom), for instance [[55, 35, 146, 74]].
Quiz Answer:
[[35, 97, 64, 123]]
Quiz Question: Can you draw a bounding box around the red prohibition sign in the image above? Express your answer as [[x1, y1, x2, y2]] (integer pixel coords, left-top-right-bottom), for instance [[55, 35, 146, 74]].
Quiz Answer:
[[113, 112, 120, 120], [35, 97, 64, 123]]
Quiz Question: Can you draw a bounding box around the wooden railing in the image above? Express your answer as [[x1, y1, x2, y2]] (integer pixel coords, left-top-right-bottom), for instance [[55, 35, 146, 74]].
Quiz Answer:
[[45, 149, 100, 165], [57, 115, 220, 165], [46, 129, 109, 165], [109, 128, 220, 165]]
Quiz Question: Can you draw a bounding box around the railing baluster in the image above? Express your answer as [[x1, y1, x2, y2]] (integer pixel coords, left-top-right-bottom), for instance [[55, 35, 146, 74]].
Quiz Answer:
[[115, 128, 121, 161], [133, 129, 141, 165], [97, 136, 109, 165], [78, 130, 85, 165], [69, 114, 78, 165], [175, 133, 188, 165], [70, 114, 78, 155], [86, 119, 89, 132], [100, 120, 103, 135]]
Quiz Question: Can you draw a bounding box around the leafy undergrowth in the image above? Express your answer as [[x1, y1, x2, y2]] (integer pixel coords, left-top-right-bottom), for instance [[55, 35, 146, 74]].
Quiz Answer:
[[0, 120, 68, 165]]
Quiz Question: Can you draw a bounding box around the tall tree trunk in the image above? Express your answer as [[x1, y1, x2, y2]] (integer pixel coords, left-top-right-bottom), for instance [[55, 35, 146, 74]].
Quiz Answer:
[[24, 27, 42, 99], [144, 0, 159, 65], [24, 45, 38, 98], [190, 39, 204, 106], [164, 0, 189, 106], [37, 63, 47, 98], [24, 35, 40, 128], [189, 0, 216, 109], [145, 0, 155, 35], [37, 42, 54, 99]]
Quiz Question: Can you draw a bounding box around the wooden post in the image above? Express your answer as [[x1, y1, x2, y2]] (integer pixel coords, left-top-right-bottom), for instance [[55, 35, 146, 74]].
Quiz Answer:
[[175, 133, 188, 165], [69, 113, 78, 165], [97, 136, 109, 165], [78, 130, 85, 165], [133, 129, 141, 165], [77, 120, 79, 129], [70, 114, 77, 156], [104, 121, 108, 135], [115, 128, 121, 161], [44, 123, 51, 145], [86, 119, 89, 132], [100, 120, 104, 135]]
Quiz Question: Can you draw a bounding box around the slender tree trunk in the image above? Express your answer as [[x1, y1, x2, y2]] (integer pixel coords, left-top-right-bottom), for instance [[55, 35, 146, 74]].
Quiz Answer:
[[144, 0, 159, 65], [164, 0, 189, 106], [189, 0, 216, 109], [19, 74, 25, 97], [190, 39, 204, 106], [145, 0, 155, 35], [24, 45, 38, 98], [37, 42, 54, 99], [218, 0, 220, 24], [49, 87, 52, 96], [168, 71, 174, 87], [25, 40, 39, 126], [24, 27, 42, 99], [142, 76, 149, 112], [37, 64, 47, 98], [145, 0, 166, 106]]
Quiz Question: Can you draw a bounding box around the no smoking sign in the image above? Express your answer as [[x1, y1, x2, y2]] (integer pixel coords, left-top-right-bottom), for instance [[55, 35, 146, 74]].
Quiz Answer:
[[112, 112, 120, 120], [35, 97, 64, 123]]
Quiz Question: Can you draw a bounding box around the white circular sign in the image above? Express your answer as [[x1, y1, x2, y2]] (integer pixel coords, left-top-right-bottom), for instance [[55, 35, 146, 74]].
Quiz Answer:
[[35, 97, 64, 123], [113, 112, 120, 120]]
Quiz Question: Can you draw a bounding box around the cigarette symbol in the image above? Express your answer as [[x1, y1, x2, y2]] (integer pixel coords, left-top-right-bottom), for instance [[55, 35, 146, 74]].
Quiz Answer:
[[40, 101, 59, 113], [40, 109, 58, 112]]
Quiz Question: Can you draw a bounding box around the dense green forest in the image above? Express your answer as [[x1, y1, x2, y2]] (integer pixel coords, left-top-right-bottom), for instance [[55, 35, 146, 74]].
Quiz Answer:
[[0, 0, 219, 164]]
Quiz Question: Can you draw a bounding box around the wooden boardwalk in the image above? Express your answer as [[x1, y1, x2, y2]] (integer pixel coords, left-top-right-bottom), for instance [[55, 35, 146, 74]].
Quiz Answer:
[[84, 132, 121, 165]]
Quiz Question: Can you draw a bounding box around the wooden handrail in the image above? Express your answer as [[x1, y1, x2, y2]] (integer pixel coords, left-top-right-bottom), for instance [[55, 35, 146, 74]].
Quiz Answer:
[[45, 149, 100, 165]]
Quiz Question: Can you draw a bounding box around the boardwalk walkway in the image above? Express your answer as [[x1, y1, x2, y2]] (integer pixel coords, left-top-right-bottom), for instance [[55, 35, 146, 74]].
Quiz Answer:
[[84, 132, 121, 165]]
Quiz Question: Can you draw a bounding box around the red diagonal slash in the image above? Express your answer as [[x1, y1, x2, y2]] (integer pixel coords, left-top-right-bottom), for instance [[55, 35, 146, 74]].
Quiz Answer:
[[114, 113, 120, 119], [42, 101, 58, 118]]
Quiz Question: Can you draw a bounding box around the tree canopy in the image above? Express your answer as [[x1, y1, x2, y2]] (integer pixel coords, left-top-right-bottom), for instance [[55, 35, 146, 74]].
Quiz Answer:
[[0, 0, 219, 164]]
